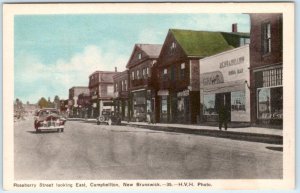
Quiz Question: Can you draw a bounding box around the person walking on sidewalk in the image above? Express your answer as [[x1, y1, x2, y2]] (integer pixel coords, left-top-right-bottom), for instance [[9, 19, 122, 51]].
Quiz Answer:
[[218, 104, 229, 131]]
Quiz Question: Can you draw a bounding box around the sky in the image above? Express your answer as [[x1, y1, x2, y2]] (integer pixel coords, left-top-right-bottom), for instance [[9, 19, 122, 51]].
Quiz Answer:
[[14, 13, 250, 103]]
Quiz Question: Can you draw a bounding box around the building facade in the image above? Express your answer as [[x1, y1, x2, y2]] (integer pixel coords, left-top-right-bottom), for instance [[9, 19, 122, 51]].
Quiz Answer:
[[200, 45, 250, 123], [126, 44, 162, 122], [88, 71, 119, 118], [68, 86, 89, 117], [156, 29, 250, 124], [249, 14, 283, 127], [113, 70, 130, 121]]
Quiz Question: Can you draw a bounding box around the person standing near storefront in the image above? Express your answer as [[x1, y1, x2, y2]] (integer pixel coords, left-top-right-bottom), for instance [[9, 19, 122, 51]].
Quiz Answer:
[[218, 104, 229, 131]]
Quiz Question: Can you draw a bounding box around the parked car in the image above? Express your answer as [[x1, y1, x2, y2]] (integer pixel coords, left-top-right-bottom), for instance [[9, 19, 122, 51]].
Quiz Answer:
[[97, 111, 121, 125], [34, 108, 66, 133]]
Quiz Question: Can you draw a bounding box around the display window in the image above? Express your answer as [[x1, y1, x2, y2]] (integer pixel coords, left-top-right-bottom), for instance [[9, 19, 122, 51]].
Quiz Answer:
[[231, 91, 246, 111], [257, 87, 283, 119], [203, 94, 217, 115]]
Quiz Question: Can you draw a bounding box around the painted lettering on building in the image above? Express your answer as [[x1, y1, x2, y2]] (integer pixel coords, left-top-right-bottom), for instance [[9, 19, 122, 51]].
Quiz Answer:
[[219, 56, 245, 68]]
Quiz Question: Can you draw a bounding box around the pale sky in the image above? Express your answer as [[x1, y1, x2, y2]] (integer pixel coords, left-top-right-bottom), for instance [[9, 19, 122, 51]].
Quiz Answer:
[[14, 13, 250, 103]]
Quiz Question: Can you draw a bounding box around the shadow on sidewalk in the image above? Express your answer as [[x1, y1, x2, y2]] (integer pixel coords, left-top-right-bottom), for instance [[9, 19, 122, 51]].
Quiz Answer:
[[127, 124, 283, 145]]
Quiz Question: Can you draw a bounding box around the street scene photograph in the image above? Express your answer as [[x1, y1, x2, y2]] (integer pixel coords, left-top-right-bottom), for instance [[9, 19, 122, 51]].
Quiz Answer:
[[5, 3, 294, 190]]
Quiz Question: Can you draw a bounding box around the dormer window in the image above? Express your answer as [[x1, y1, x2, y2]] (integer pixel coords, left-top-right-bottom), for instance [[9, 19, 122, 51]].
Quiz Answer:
[[138, 53, 142, 60]]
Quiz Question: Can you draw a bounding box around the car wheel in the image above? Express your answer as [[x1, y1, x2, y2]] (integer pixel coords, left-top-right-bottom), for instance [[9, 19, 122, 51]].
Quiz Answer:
[[61, 128, 64, 132]]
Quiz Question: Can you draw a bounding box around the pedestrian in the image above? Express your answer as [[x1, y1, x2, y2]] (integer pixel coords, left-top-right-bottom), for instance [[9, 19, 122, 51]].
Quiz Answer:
[[218, 104, 229, 131]]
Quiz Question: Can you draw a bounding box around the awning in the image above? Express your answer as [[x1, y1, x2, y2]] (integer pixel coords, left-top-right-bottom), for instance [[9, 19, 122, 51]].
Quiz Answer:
[[202, 79, 246, 94], [157, 90, 169, 96]]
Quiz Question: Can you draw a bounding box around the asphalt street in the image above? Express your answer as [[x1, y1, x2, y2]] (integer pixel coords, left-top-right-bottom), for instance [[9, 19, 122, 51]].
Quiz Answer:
[[14, 117, 283, 180]]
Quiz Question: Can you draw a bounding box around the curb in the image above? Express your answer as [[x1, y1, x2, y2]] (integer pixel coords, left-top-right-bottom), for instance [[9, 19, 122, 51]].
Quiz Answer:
[[125, 123, 283, 145]]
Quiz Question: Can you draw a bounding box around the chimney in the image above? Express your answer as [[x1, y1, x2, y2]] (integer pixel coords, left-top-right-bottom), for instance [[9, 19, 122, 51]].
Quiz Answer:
[[115, 67, 117, 72], [232, 23, 238, 33]]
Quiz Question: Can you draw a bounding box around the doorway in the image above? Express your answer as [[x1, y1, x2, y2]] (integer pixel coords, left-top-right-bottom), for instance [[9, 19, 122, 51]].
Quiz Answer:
[[216, 92, 231, 121]]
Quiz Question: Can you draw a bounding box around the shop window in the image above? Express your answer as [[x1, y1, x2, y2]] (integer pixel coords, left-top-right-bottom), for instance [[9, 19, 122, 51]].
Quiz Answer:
[[231, 91, 246, 111], [161, 96, 168, 116], [257, 87, 282, 119], [203, 94, 217, 115], [262, 22, 271, 54]]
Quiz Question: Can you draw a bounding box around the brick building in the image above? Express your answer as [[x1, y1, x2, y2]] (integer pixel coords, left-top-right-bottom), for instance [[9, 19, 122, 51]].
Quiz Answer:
[[126, 44, 162, 122], [249, 14, 283, 127], [113, 70, 130, 121], [88, 70, 119, 118], [156, 28, 249, 124]]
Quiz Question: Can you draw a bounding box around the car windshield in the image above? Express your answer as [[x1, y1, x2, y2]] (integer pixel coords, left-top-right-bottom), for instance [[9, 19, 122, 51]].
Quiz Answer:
[[102, 111, 110, 115], [39, 110, 59, 116]]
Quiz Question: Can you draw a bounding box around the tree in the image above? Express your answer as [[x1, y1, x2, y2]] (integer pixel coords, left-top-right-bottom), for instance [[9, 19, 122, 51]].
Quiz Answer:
[[54, 95, 60, 109], [38, 97, 48, 109]]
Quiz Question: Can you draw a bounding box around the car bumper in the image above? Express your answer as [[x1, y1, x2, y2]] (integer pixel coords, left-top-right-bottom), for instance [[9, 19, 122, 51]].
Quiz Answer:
[[37, 126, 64, 130]]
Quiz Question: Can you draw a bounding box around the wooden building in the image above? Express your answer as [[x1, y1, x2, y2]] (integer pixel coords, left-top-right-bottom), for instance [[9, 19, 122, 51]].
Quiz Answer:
[[156, 28, 249, 124], [126, 44, 162, 122]]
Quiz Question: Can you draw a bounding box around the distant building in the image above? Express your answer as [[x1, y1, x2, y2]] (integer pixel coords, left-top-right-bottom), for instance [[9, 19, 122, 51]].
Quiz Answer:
[[126, 44, 162, 122], [88, 70, 119, 118], [68, 86, 89, 117], [156, 28, 249, 124], [113, 70, 130, 121], [249, 13, 283, 127]]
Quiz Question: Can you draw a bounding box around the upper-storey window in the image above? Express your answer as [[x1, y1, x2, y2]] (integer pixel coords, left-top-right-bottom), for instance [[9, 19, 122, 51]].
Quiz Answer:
[[138, 53, 142, 60], [262, 22, 271, 54], [163, 68, 168, 81], [180, 63, 186, 80], [131, 71, 135, 80], [170, 42, 176, 54]]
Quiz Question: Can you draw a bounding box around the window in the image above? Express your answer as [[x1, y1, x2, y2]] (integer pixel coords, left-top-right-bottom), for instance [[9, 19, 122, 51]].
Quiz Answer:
[[138, 53, 142, 60], [262, 68, 282, 87], [107, 85, 114, 95], [146, 67, 150, 77], [203, 94, 217, 115], [137, 70, 140, 79], [262, 22, 271, 54], [162, 68, 168, 81], [125, 80, 128, 91], [180, 63, 186, 79], [115, 83, 118, 92], [131, 71, 135, 80], [257, 87, 282, 120], [163, 68, 168, 74], [170, 42, 176, 54], [231, 91, 246, 111], [143, 68, 147, 78]]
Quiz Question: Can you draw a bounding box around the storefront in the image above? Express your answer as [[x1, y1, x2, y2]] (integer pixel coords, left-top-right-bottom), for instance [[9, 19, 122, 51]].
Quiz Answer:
[[254, 66, 283, 125], [200, 45, 250, 123], [131, 89, 152, 122]]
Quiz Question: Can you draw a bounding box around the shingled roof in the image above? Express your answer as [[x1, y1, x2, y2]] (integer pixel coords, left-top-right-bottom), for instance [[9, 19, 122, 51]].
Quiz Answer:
[[136, 44, 162, 58], [169, 29, 250, 58]]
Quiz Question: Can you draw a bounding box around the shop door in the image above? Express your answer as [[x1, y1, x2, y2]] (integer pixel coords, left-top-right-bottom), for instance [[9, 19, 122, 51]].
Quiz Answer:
[[216, 92, 231, 121]]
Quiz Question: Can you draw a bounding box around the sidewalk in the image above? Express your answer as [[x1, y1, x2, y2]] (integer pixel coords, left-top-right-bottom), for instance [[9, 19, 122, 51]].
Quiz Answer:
[[122, 121, 283, 145], [67, 118, 283, 144]]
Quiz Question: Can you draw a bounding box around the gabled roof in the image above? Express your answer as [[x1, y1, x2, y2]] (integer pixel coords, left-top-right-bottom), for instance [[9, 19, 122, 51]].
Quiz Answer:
[[126, 44, 162, 68], [137, 44, 162, 58], [169, 29, 249, 58]]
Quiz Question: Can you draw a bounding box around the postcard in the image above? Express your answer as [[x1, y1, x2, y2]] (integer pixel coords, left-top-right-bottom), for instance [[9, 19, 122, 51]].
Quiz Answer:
[[3, 2, 295, 190]]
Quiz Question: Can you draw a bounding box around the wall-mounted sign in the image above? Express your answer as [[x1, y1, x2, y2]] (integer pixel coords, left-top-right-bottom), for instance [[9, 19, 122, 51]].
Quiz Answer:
[[177, 90, 189, 97], [219, 56, 245, 69]]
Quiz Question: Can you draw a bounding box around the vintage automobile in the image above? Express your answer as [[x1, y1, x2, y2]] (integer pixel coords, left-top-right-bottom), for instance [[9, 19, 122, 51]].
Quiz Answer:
[[97, 111, 121, 125], [34, 108, 66, 133]]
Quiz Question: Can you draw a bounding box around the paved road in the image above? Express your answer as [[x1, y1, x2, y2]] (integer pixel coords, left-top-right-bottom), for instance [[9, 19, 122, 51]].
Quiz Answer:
[[14, 117, 283, 180]]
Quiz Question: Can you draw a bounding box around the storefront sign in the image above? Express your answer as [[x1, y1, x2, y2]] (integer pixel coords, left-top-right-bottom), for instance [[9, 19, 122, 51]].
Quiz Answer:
[[177, 90, 189, 97], [219, 56, 244, 68], [158, 90, 169, 96]]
